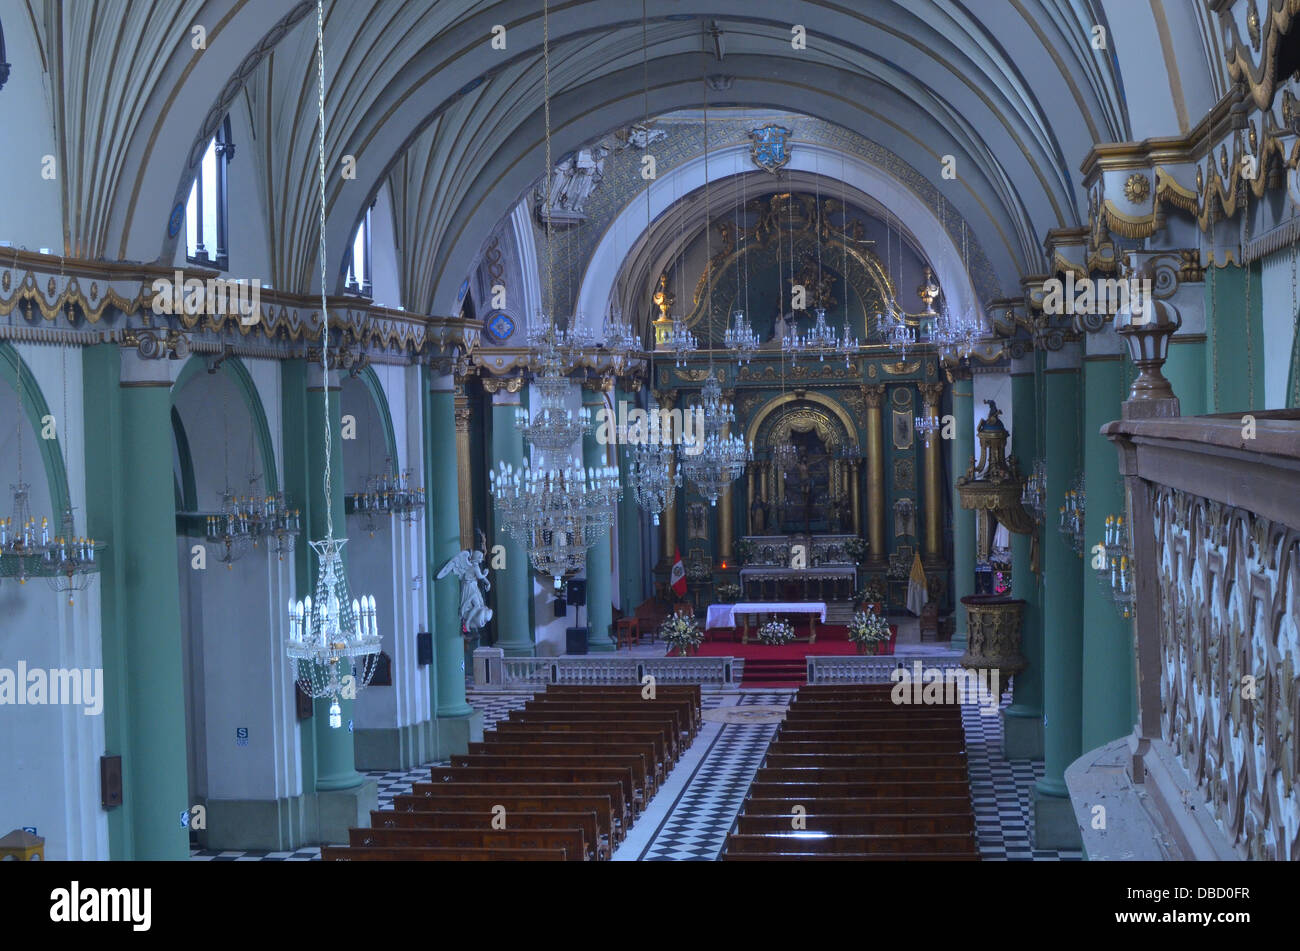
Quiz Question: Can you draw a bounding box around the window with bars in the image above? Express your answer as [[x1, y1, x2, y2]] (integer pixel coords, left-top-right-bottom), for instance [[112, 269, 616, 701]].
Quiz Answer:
[[345, 204, 373, 297], [186, 116, 232, 270]]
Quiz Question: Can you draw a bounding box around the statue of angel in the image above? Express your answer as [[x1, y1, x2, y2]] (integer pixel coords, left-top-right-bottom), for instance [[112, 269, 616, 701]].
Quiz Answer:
[[436, 529, 494, 632]]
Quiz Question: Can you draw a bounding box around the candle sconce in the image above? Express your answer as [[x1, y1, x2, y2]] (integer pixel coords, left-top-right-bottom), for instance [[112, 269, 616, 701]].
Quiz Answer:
[[1096, 512, 1134, 619]]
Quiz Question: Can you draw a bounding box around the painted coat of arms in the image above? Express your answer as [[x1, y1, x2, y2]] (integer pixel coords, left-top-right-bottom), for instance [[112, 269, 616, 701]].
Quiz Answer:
[[749, 125, 792, 174]]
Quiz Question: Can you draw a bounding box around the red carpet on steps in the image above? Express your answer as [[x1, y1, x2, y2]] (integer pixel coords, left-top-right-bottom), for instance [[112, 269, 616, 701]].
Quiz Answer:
[[665, 624, 898, 687]]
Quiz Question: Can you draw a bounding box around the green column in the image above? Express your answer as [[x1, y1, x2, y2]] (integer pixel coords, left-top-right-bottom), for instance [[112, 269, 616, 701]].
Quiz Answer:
[[583, 385, 615, 651], [1164, 336, 1207, 418], [1205, 264, 1264, 413], [1081, 351, 1132, 752], [426, 371, 474, 728], [616, 384, 645, 613], [490, 390, 533, 656], [84, 347, 189, 859], [1003, 358, 1043, 760], [302, 364, 362, 791], [1033, 350, 1084, 849], [949, 373, 975, 651]]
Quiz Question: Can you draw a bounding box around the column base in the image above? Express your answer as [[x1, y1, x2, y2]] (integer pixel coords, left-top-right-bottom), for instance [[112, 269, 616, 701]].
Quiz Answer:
[[1002, 708, 1044, 759], [587, 636, 616, 653], [496, 639, 535, 658], [314, 781, 379, 846], [435, 709, 485, 757], [200, 795, 311, 852], [354, 721, 433, 772], [1032, 784, 1083, 850], [948, 630, 968, 653]]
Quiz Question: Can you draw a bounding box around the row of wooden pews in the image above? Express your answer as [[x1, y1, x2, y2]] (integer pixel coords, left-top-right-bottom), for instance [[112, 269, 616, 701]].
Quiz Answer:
[[722, 683, 980, 860], [323, 685, 702, 861]]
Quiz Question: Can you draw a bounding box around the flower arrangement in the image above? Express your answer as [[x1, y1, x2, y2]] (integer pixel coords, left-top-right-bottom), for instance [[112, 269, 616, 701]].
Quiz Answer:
[[732, 539, 756, 565], [844, 537, 870, 564], [685, 561, 712, 583], [857, 579, 887, 606], [716, 583, 742, 603], [658, 612, 704, 654], [848, 610, 891, 646], [756, 618, 796, 645]]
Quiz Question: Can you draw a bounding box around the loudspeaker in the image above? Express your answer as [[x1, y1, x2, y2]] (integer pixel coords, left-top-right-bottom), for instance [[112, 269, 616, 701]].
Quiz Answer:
[[295, 682, 314, 720], [553, 597, 568, 617], [566, 626, 589, 655], [416, 631, 433, 666], [100, 755, 122, 809], [567, 579, 587, 606]]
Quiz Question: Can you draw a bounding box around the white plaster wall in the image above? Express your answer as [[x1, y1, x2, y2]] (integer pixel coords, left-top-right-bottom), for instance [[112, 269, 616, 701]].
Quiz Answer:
[[1259, 247, 1297, 410], [0, 3, 64, 252], [0, 342, 108, 860], [370, 184, 402, 310]]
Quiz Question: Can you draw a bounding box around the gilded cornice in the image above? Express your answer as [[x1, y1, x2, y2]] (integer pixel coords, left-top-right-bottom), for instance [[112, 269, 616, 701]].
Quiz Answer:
[[1218, 0, 1300, 112]]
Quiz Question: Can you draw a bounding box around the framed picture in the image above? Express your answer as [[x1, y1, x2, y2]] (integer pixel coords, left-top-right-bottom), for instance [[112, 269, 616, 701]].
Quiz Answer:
[[892, 409, 914, 450]]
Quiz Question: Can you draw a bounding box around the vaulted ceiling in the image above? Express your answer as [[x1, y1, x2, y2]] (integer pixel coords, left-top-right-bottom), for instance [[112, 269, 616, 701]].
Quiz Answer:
[[18, 0, 1227, 313]]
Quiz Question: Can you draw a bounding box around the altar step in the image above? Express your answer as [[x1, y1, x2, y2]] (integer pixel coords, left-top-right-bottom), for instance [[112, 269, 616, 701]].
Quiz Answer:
[[741, 658, 808, 688], [824, 602, 858, 625]]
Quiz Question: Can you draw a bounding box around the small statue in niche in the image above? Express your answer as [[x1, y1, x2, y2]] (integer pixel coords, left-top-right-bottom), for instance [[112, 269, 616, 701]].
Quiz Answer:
[[750, 495, 769, 534]]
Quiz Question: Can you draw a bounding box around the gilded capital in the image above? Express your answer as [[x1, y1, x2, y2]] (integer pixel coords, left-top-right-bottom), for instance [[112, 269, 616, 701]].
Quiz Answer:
[[918, 382, 945, 408], [861, 384, 887, 409]]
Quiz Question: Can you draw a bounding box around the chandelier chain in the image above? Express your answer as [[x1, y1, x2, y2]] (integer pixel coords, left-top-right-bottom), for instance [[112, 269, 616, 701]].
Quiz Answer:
[[314, 0, 335, 542]]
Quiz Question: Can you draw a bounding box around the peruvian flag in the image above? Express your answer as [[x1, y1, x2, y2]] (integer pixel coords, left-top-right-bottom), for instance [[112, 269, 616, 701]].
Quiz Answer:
[[670, 547, 687, 597]]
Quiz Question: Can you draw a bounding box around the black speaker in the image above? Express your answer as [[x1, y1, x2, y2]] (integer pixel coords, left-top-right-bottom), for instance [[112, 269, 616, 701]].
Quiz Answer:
[[567, 579, 587, 606], [416, 631, 433, 666], [566, 626, 589, 655], [553, 597, 568, 617]]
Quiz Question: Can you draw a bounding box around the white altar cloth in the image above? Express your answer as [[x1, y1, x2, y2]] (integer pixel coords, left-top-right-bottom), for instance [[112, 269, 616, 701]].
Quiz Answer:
[[705, 602, 828, 630]]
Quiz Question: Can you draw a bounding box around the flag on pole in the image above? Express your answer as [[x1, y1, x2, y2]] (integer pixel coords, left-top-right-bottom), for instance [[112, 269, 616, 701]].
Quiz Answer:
[[670, 548, 687, 597], [907, 553, 928, 616]]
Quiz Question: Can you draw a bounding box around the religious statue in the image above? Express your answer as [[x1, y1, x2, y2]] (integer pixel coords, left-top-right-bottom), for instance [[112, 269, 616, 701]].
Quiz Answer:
[[750, 495, 769, 534], [978, 399, 1006, 433], [537, 146, 610, 220], [436, 529, 493, 632]]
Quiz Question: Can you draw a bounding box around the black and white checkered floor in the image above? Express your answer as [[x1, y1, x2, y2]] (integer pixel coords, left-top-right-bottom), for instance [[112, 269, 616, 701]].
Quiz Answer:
[[192, 687, 1081, 861]]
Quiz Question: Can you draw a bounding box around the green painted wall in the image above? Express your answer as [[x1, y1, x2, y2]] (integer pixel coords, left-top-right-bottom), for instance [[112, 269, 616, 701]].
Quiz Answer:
[[1205, 264, 1265, 413]]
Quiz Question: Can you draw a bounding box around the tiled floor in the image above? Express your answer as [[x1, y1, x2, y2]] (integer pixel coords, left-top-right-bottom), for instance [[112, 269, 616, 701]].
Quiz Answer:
[[192, 685, 1081, 861]]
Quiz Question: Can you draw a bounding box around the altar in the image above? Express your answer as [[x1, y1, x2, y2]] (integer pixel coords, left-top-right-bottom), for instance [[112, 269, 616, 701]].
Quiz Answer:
[[739, 565, 857, 602], [705, 601, 828, 643]]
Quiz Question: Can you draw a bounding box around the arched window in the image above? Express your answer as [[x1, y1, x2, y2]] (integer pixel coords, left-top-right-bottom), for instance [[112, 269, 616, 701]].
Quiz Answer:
[[345, 203, 373, 297], [186, 116, 232, 270]]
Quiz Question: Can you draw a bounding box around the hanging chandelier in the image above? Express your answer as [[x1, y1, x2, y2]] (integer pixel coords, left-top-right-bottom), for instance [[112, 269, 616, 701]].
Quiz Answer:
[[286, 0, 382, 724], [44, 506, 102, 605], [724, 309, 759, 364], [1057, 472, 1085, 555], [515, 351, 593, 454], [490, 456, 621, 589], [1097, 513, 1134, 618], [602, 306, 639, 356], [914, 412, 941, 444], [666, 315, 698, 367], [679, 377, 751, 506], [0, 482, 51, 585], [1020, 459, 1047, 524], [626, 401, 679, 526], [352, 461, 424, 533], [207, 487, 257, 567]]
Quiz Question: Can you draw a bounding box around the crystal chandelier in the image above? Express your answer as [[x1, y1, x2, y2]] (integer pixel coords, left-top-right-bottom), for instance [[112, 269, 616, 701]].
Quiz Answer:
[[207, 487, 257, 567], [490, 456, 621, 589], [679, 377, 751, 506], [515, 350, 593, 454], [0, 482, 51, 585], [771, 440, 799, 475], [626, 402, 679, 526], [1021, 459, 1047, 524], [602, 306, 639, 356], [1058, 473, 1085, 555], [257, 491, 302, 557], [287, 0, 382, 723], [351, 461, 424, 532], [1097, 513, 1134, 619], [666, 315, 698, 367], [724, 309, 759, 364], [44, 506, 102, 605], [914, 412, 941, 444]]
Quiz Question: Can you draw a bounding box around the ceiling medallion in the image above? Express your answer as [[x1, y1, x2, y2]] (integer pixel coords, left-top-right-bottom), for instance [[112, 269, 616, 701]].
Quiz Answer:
[[1123, 173, 1151, 205], [749, 124, 792, 175]]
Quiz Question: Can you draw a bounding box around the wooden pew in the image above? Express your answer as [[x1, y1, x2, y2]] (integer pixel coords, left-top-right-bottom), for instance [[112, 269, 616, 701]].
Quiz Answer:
[[391, 793, 617, 854], [763, 741, 964, 756], [722, 851, 978, 862], [416, 777, 631, 830], [484, 726, 671, 772], [406, 783, 628, 839], [430, 765, 639, 813], [450, 753, 653, 800], [754, 765, 970, 784], [522, 700, 692, 741], [725, 832, 978, 856], [735, 813, 976, 836], [740, 796, 973, 817], [370, 809, 603, 861], [542, 686, 702, 729], [470, 740, 665, 784], [504, 713, 679, 758], [349, 826, 588, 861], [776, 728, 965, 744], [747, 780, 970, 799], [323, 845, 567, 861], [762, 752, 968, 771]]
